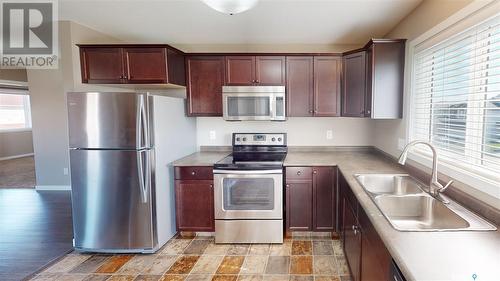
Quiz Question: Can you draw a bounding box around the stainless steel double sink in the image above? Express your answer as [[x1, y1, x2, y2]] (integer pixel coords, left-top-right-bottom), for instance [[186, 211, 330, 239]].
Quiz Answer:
[[354, 174, 496, 231]]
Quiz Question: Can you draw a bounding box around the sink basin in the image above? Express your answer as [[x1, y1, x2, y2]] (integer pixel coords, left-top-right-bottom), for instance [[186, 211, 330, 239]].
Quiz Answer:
[[355, 174, 424, 196], [374, 195, 470, 231], [354, 173, 496, 231]]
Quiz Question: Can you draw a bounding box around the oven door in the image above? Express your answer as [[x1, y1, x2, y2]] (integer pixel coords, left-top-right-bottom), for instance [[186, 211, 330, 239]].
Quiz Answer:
[[214, 170, 283, 220]]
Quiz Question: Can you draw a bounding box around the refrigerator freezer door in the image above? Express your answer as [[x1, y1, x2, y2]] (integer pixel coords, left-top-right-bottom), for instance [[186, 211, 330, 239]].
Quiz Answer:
[[70, 149, 154, 252], [67, 92, 149, 149]]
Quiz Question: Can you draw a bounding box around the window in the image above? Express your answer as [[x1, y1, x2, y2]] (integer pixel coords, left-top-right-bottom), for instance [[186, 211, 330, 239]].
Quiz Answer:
[[411, 14, 500, 178], [0, 91, 31, 131]]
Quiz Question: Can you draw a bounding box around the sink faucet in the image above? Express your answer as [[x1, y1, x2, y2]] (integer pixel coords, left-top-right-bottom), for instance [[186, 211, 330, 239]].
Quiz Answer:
[[398, 140, 453, 203]]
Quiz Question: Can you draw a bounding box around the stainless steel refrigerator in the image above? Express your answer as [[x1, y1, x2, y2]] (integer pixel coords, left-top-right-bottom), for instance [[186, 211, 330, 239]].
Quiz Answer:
[[67, 92, 196, 253]]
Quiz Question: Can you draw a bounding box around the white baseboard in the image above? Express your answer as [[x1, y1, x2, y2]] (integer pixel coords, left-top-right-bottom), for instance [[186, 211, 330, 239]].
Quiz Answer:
[[36, 185, 71, 191], [0, 153, 34, 161]]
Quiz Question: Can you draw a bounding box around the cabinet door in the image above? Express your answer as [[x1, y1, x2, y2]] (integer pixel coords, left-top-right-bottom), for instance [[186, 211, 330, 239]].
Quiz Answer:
[[343, 199, 361, 281], [359, 207, 391, 281], [313, 56, 341, 116], [225, 56, 255, 85], [286, 56, 314, 117], [186, 56, 225, 116], [365, 46, 373, 117], [175, 180, 214, 231], [123, 47, 167, 83], [312, 167, 335, 231], [286, 181, 313, 231], [342, 51, 366, 117], [255, 56, 285, 85], [166, 47, 186, 86], [80, 47, 124, 83]]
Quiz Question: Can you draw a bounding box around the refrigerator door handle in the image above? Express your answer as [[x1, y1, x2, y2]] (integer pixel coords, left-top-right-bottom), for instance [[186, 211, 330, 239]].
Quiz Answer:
[[136, 94, 149, 149], [136, 150, 148, 203], [136, 96, 143, 149]]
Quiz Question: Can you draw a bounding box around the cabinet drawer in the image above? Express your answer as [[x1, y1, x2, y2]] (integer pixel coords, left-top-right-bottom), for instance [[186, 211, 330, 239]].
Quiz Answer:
[[175, 166, 213, 180], [286, 167, 313, 180]]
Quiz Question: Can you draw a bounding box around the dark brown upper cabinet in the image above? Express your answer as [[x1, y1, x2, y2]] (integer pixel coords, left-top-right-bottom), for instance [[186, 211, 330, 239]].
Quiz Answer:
[[186, 56, 225, 116], [79, 45, 186, 86], [80, 47, 125, 84], [286, 56, 314, 117], [342, 51, 367, 117], [285, 166, 336, 232], [314, 56, 342, 116], [342, 39, 406, 119], [225, 56, 285, 86], [286, 56, 341, 117], [123, 47, 167, 83]]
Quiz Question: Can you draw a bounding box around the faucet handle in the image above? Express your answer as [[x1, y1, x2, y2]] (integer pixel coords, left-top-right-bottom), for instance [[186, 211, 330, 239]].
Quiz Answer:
[[439, 180, 454, 193]]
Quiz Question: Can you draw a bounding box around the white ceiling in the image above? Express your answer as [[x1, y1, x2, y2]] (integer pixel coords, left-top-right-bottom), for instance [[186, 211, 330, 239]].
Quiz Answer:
[[59, 0, 422, 45]]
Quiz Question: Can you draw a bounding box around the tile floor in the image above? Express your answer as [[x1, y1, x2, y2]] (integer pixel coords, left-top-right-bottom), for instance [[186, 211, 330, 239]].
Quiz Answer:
[[31, 233, 351, 281]]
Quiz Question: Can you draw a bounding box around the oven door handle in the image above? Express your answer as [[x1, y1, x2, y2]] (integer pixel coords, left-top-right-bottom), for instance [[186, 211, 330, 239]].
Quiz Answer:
[[213, 169, 283, 174]]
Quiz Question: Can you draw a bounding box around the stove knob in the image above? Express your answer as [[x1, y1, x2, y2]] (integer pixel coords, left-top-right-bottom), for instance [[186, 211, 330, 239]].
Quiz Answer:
[[236, 137, 241, 142], [272, 137, 276, 142], [278, 137, 282, 142], [243, 137, 247, 141]]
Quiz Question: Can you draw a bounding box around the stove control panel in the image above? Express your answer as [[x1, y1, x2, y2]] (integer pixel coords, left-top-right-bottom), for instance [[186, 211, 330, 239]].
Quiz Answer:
[[233, 133, 286, 146]]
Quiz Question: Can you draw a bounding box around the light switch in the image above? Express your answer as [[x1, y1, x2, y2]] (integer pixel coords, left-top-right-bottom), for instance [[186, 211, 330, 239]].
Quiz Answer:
[[326, 130, 333, 140], [209, 130, 216, 140]]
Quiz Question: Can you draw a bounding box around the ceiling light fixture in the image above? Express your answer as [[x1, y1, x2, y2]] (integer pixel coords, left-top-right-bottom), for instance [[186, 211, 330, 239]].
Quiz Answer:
[[201, 0, 259, 15]]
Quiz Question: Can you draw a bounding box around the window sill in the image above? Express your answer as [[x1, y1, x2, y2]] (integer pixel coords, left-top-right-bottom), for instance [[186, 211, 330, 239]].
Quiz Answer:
[[0, 128, 32, 134], [407, 149, 500, 201]]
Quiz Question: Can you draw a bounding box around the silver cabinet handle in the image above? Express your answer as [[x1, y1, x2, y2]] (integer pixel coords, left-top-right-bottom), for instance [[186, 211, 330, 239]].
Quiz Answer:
[[297, 171, 301, 176], [313, 170, 317, 174], [191, 171, 196, 175]]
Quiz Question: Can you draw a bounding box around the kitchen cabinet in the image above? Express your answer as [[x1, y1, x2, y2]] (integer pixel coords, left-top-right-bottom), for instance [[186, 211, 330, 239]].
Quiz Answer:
[[343, 197, 361, 281], [286, 56, 314, 116], [314, 56, 342, 116], [174, 166, 214, 231], [285, 166, 336, 232], [341, 39, 406, 118], [339, 171, 392, 281], [79, 47, 124, 84], [79, 45, 186, 86], [225, 56, 285, 86], [186, 56, 225, 116], [286, 56, 341, 117], [342, 51, 367, 117]]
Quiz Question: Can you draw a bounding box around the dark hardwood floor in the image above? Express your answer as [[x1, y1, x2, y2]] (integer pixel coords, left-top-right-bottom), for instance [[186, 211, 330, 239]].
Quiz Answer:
[[0, 189, 73, 281]]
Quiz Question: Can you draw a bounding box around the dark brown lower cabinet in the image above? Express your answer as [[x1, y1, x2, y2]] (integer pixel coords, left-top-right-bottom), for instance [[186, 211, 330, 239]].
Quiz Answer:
[[340, 171, 392, 281], [174, 166, 214, 232], [343, 198, 361, 281], [286, 181, 313, 231], [175, 180, 214, 231], [286, 166, 336, 232]]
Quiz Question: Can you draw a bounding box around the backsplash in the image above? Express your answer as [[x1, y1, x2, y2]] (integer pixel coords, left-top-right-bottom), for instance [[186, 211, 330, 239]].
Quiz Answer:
[[196, 117, 375, 146]]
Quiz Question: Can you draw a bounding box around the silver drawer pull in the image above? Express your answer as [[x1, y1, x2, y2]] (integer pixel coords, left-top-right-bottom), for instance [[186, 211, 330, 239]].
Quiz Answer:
[[297, 171, 301, 176], [191, 171, 196, 175]]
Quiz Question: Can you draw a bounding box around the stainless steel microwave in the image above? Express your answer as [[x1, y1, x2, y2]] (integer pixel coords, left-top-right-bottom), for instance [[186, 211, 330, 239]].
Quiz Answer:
[[222, 86, 286, 121]]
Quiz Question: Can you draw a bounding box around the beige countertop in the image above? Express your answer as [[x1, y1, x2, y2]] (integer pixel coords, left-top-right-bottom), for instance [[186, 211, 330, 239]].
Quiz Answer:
[[174, 150, 500, 281], [172, 151, 229, 166]]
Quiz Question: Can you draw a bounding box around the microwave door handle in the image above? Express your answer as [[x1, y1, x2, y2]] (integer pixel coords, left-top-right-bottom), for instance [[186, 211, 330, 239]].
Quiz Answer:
[[269, 96, 274, 119]]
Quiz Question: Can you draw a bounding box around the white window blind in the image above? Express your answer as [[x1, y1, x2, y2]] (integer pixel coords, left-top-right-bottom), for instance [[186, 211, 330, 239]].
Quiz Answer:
[[411, 14, 500, 178]]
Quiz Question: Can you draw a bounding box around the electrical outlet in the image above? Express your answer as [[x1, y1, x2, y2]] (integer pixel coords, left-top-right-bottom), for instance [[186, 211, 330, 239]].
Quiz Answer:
[[209, 130, 216, 140], [326, 130, 333, 140], [63, 168, 69, 175], [398, 138, 406, 150]]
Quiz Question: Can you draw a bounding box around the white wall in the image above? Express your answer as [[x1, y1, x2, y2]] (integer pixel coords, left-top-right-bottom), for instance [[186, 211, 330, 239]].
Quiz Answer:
[[374, 0, 474, 158], [197, 117, 375, 147], [27, 21, 125, 189]]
